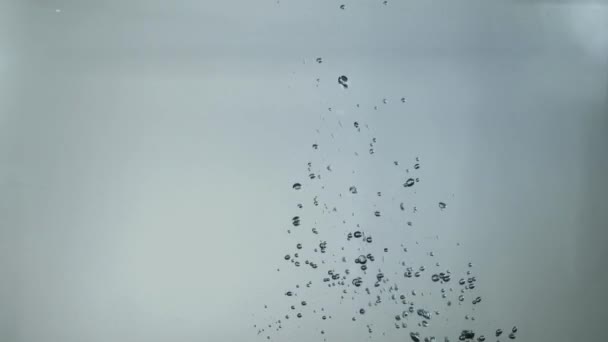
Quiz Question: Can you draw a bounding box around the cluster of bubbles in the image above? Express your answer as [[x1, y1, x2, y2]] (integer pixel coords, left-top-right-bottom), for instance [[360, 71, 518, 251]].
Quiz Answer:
[[253, 36, 517, 342]]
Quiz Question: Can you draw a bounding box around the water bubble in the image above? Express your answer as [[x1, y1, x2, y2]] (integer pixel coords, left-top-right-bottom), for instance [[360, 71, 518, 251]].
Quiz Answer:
[[301, 301, 307, 306], [284, 255, 290, 260], [438, 202, 446, 210], [354, 231, 362, 238], [460, 330, 475, 340], [285, 291, 293, 296], [349, 186, 358, 194], [312, 143, 318, 150], [431, 274, 440, 282], [357, 255, 367, 264], [417, 309, 431, 320], [352, 277, 363, 287], [508, 333, 516, 339], [414, 163, 420, 169], [374, 211, 381, 217], [477, 336, 486, 342], [382, 98, 388, 104], [512, 326, 518, 333], [296, 243, 302, 249], [496, 329, 503, 337], [297, 313, 302, 318], [369, 148, 375, 154], [404, 178, 415, 187], [359, 308, 365, 314], [316, 57, 322, 63], [292, 183, 302, 190], [339, 4, 345, 9], [410, 332, 421, 342]]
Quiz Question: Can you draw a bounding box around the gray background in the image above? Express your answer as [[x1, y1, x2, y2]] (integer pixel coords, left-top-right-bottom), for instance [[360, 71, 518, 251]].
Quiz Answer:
[[1, 0, 607, 341]]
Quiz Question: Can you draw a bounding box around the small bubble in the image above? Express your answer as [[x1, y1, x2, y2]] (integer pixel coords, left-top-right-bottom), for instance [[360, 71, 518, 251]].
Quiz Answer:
[[284, 255, 290, 260], [301, 301, 307, 306], [312, 144, 318, 150], [316, 57, 322, 63], [296, 243, 302, 249], [438, 202, 446, 210], [414, 163, 420, 169], [404, 178, 415, 187], [496, 329, 503, 337], [349, 186, 358, 194], [338, 75, 349, 89], [354, 231, 362, 238], [285, 291, 293, 296], [512, 326, 518, 333], [359, 308, 365, 314], [401, 97, 406, 103], [292, 183, 302, 190], [354, 121, 359, 129], [374, 211, 381, 217], [410, 332, 421, 342], [508, 333, 516, 339], [297, 313, 302, 318], [339, 4, 345, 9]]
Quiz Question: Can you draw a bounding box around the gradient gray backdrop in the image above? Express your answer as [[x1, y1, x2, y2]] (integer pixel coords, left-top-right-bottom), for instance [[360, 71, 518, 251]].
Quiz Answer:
[[1, 1, 607, 341]]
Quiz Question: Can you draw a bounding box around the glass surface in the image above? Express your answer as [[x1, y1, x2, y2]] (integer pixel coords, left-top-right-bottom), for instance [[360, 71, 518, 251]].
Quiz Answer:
[[1, 1, 607, 341]]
